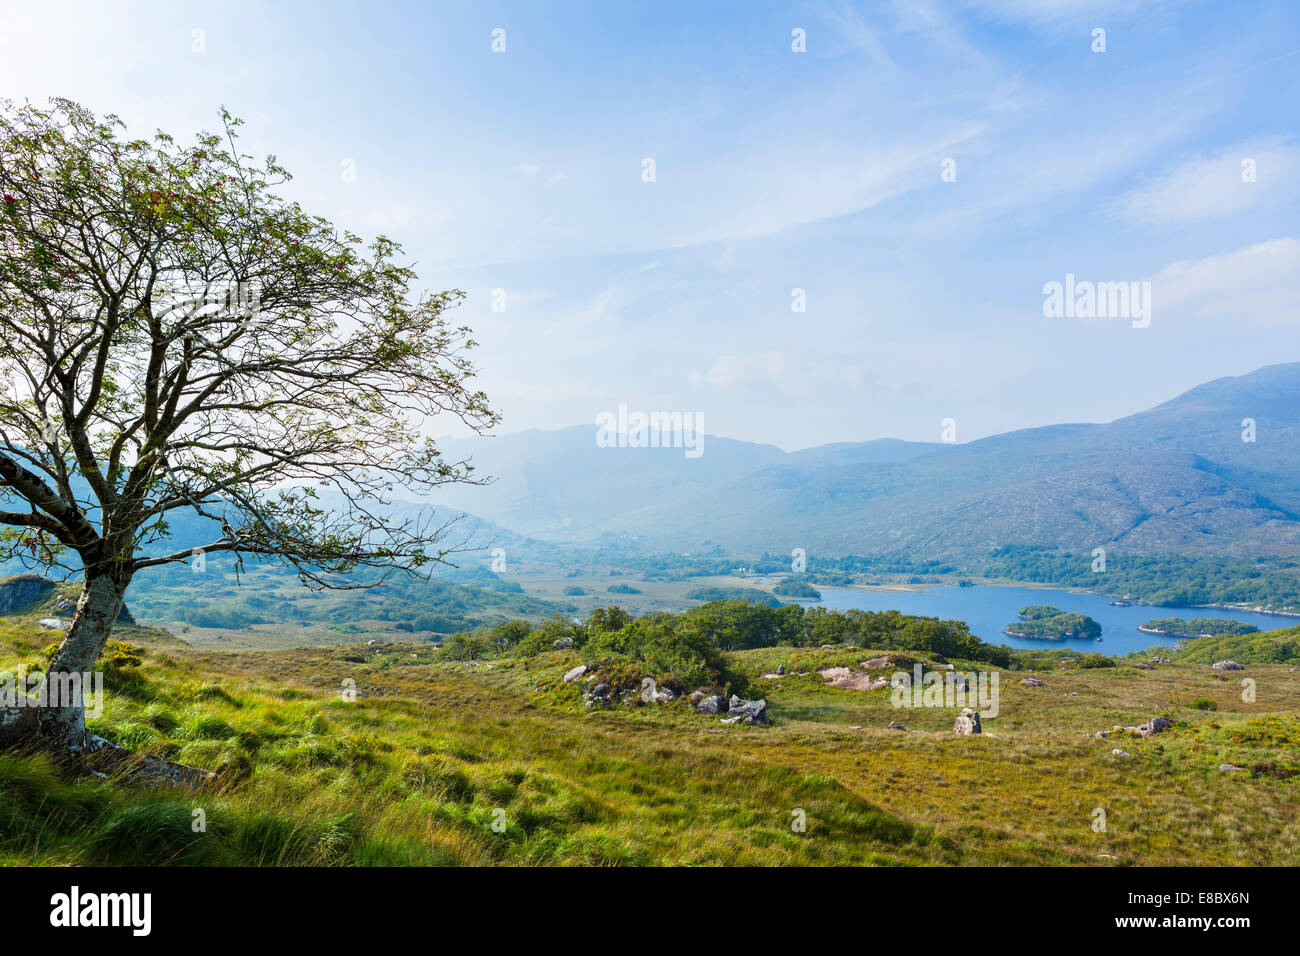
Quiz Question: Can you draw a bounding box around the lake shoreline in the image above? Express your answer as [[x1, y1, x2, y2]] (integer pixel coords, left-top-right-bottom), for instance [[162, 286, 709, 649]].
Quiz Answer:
[[813, 582, 1300, 620], [804, 582, 1294, 656]]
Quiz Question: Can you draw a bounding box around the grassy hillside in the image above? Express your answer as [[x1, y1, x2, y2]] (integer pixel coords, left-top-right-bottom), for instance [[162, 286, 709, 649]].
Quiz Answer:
[[3, 606, 1300, 866], [1168, 625, 1300, 666]]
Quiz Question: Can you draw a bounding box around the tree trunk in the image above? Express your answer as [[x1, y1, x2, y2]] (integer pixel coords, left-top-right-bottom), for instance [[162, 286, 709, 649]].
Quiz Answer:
[[0, 571, 218, 787], [39, 572, 127, 753]]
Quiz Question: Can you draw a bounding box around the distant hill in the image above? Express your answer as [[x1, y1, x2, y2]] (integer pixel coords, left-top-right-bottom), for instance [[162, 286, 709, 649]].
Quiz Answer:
[[423, 363, 1300, 559]]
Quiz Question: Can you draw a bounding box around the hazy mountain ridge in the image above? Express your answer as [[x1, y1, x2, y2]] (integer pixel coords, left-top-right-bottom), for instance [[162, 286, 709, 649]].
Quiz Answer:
[[425, 363, 1300, 558]]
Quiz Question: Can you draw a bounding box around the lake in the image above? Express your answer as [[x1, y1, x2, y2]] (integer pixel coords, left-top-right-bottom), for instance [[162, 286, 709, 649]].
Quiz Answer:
[[808, 584, 1295, 656]]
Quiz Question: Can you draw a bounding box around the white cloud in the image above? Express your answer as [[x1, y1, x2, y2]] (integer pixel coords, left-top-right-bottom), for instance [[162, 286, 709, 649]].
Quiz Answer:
[[964, 0, 1185, 29], [1150, 237, 1300, 326], [696, 352, 787, 389], [1118, 141, 1300, 225], [822, 2, 901, 74], [692, 353, 868, 393]]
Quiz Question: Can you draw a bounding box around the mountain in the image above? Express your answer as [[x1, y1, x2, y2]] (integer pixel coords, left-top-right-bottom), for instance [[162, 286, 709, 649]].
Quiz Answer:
[[424, 425, 790, 538], [424, 363, 1300, 558]]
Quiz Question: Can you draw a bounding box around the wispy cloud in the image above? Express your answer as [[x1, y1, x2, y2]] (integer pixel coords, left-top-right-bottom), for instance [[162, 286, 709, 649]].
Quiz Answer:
[[964, 0, 1189, 30], [1117, 140, 1300, 224], [1151, 237, 1300, 326]]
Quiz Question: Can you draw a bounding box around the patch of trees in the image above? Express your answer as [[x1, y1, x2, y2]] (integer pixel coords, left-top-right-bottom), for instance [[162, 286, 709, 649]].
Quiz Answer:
[[1005, 605, 1102, 640], [444, 600, 1014, 670], [1172, 626, 1300, 665], [683, 586, 781, 607], [1140, 617, 1259, 638], [773, 580, 821, 599]]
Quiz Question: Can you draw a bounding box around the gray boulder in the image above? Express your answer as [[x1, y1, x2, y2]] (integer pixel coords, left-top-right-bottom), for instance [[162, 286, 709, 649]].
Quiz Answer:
[[1137, 716, 1172, 737], [562, 664, 587, 683], [1212, 660, 1244, 671], [697, 694, 727, 715], [721, 695, 769, 725], [553, 636, 576, 650]]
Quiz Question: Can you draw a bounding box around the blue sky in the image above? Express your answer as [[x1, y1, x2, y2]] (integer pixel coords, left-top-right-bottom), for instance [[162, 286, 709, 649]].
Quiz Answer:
[[2, 0, 1298, 449]]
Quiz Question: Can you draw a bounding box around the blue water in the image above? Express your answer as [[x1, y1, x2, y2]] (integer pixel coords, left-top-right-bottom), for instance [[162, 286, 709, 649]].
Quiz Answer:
[[808, 584, 1295, 656]]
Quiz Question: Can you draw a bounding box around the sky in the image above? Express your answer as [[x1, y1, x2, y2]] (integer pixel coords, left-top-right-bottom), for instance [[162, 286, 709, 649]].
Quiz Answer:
[[1, 0, 1297, 451]]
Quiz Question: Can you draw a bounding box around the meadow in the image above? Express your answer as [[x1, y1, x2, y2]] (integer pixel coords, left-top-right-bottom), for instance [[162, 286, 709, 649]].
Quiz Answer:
[[3, 594, 1299, 867]]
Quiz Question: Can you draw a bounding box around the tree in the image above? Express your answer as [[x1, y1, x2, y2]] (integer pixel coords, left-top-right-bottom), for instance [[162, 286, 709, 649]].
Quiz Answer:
[[0, 99, 497, 772]]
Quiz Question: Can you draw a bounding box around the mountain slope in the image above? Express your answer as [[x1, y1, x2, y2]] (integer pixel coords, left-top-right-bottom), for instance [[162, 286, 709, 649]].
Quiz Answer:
[[425, 363, 1300, 558]]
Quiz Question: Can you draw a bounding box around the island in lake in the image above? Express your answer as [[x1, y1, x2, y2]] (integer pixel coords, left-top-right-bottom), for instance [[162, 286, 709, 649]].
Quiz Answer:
[[1005, 604, 1103, 641], [1138, 617, 1260, 638], [774, 579, 822, 600]]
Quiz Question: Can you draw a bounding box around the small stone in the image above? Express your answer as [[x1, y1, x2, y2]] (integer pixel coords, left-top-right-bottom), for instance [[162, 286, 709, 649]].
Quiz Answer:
[[887, 721, 906, 730], [1219, 763, 1246, 773], [1112, 749, 1131, 758], [1212, 660, 1245, 671], [562, 664, 587, 683]]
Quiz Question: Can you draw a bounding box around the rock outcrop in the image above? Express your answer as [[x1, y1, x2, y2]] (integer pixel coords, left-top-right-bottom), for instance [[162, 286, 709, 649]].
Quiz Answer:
[[1095, 716, 1172, 739], [720, 695, 768, 725], [819, 666, 888, 691], [953, 708, 981, 734], [0, 575, 134, 623], [0, 574, 50, 612], [696, 694, 727, 715]]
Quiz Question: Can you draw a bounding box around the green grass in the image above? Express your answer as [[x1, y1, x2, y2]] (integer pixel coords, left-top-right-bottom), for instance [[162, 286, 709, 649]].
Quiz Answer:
[[2, 614, 1299, 866]]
